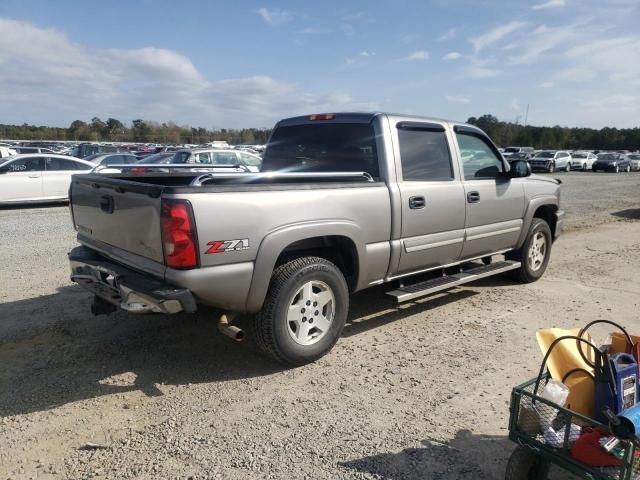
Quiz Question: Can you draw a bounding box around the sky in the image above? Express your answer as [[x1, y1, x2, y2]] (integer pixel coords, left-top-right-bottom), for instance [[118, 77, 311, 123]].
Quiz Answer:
[[0, 0, 639, 129]]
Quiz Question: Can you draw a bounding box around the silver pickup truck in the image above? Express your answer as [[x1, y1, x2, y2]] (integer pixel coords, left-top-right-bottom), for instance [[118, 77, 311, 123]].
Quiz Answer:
[[68, 112, 564, 365]]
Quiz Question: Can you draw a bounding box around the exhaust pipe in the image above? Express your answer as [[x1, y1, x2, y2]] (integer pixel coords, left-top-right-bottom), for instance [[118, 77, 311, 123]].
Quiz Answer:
[[218, 312, 244, 342]]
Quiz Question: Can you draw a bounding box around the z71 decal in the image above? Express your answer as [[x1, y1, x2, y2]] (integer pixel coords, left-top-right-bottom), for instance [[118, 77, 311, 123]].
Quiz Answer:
[[205, 239, 250, 254]]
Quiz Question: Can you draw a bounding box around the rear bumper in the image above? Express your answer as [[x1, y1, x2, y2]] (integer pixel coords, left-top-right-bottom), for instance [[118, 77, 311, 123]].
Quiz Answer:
[[69, 246, 197, 314]]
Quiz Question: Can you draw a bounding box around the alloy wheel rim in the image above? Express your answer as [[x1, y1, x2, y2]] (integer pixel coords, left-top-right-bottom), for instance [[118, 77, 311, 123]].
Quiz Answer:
[[527, 232, 547, 272], [286, 280, 335, 346]]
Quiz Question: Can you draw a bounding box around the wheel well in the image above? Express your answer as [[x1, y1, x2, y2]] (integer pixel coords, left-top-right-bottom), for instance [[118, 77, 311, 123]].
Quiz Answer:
[[533, 205, 558, 238], [275, 236, 359, 291]]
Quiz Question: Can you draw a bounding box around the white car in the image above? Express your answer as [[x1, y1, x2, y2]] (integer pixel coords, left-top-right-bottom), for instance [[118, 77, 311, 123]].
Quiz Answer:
[[570, 151, 598, 171], [0, 154, 94, 204], [172, 148, 262, 172], [0, 146, 17, 158]]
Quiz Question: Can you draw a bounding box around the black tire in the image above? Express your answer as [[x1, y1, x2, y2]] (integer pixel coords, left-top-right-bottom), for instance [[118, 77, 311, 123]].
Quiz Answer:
[[547, 162, 555, 173], [506, 218, 553, 283], [253, 256, 349, 366], [582, 163, 587, 171], [505, 446, 550, 480], [565, 163, 570, 172]]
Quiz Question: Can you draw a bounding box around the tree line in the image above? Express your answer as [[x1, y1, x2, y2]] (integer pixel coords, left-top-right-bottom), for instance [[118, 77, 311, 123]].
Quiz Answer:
[[1, 115, 638, 150], [467, 115, 640, 150], [0, 117, 272, 145]]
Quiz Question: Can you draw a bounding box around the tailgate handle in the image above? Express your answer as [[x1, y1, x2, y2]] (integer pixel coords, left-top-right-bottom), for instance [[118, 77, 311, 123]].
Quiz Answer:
[[100, 195, 115, 214]]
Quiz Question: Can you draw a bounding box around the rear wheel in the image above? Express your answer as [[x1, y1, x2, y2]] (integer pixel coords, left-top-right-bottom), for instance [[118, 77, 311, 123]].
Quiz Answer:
[[505, 446, 550, 480], [253, 256, 349, 365], [507, 218, 552, 283]]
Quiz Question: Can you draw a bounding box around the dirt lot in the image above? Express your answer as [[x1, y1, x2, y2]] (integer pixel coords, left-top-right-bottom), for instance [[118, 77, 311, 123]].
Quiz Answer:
[[1, 172, 639, 479]]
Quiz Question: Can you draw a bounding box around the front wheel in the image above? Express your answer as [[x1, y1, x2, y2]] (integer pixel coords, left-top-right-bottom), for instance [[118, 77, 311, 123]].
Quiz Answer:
[[615, 165, 620, 173], [506, 218, 553, 283], [505, 446, 550, 480], [565, 163, 570, 172], [582, 163, 587, 171], [626, 165, 631, 173], [547, 162, 555, 173], [253, 256, 349, 365]]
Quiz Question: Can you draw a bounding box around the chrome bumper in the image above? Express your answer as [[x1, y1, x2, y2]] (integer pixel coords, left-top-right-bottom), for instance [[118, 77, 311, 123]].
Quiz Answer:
[[69, 246, 197, 314]]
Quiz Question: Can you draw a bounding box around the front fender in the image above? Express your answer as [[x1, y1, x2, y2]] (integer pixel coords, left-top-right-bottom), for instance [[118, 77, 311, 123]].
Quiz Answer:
[[244, 220, 366, 313], [515, 196, 560, 249]]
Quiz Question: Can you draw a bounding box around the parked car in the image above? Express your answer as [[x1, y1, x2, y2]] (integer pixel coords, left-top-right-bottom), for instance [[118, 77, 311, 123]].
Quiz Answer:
[[171, 148, 262, 172], [528, 150, 572, 173], [134, 152, 176, 164], [627, 153, 640, 171], [67, 112, 563, 365], [14, 146, 56, 155], [502, 146, 534, 160], [0, 154, 94, 204], [0, 146, 18, 158], [570, 151, 598, 171], [592, 153, 631, 173], [84, 153, 139, 167], [70, 143, 125, 159]]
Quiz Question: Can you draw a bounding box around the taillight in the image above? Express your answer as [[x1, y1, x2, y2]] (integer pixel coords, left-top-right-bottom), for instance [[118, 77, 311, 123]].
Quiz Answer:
[[131, 167, 146, 174], [161, 199, 198, 269], [309, 113, 336, 121]]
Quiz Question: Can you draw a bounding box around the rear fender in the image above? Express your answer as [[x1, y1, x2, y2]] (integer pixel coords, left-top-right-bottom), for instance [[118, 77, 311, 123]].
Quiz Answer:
[[245, 221, 366, 313]]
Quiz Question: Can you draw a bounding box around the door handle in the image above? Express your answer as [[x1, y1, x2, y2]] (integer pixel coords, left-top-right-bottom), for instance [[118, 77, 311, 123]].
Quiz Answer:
[[28, 175, 40, 179], [467, 191, 480, 203], [409, 196, 426, 209]]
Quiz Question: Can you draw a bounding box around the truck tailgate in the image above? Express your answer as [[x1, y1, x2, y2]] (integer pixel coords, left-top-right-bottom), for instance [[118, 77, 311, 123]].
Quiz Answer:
[[70, 176, 165, 263]]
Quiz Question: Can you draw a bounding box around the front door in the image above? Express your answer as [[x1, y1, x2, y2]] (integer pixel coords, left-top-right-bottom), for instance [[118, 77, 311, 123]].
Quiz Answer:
[[0, 157, 44, 201], [454, 128, 525, 259], [395, 122, 466, 274]]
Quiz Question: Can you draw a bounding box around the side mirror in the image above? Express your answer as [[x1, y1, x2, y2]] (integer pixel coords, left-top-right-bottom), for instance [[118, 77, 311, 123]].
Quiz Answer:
[[509, 159, 531, 178]]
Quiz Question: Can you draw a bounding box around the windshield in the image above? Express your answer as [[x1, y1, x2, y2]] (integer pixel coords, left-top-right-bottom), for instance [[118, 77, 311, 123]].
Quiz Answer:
[[262, 123, 379, 176], [628, 154, 640, 160], [572, 153, 587, 158], [535, 152, 555, 158], [139, 153, 176, 164], [597, 154, 617, 160], [83, 154, 102, 161]]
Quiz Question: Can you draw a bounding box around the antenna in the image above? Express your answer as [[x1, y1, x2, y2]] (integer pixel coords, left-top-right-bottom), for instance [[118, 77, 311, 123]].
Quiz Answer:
[[524, 103, 530, 126]]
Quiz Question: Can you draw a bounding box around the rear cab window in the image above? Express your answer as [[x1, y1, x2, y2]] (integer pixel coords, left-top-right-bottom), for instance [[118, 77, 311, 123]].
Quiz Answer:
[[262, 123, 379, 177], [396, 122, 453, 181]]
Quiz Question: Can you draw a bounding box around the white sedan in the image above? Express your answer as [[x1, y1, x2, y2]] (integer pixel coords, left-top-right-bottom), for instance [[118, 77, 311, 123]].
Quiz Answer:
[[0, 154, 94, 204]]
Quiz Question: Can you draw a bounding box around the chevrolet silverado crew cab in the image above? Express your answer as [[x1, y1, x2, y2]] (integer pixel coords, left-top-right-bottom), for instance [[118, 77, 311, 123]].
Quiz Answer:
[[68, 112, 564, 365]]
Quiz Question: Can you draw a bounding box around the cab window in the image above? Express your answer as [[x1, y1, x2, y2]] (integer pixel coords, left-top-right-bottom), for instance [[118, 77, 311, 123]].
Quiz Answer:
[[455, 132, 504, 179], [6, 157, 45, 172]]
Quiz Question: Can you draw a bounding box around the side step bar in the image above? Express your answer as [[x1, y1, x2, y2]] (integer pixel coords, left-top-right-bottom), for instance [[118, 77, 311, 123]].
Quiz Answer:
[[386, 260, 521, 303]]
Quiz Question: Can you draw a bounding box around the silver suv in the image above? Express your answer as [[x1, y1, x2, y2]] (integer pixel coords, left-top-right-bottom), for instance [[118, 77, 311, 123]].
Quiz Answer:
[[528, 150, 572, 173]]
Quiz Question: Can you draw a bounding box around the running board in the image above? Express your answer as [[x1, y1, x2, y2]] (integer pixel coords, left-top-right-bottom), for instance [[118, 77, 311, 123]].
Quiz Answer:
[[386, 260, 521, 303]]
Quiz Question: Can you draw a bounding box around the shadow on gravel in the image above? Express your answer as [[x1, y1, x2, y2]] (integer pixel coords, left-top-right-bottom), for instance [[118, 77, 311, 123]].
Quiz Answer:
[[611, 208, 640, 220], [0, 286, 282, 417], [340, 429, 513, 479], [0, 274, 492, 417]]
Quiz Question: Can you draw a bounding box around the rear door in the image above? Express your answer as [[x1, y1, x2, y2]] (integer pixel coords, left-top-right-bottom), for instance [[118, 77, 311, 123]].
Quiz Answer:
[[394, 121, 466, 273], [43, 157, 91, 198], [454, 127, 525, 259], [0, 157, 44, 201]]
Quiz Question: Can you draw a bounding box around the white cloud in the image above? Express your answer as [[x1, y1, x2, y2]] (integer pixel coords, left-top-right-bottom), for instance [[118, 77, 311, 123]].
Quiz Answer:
[[0, 17, 375, 128], [510, 99, 522, 112], [359, 51, 375, 57], [443, 52, 462, 61], [296, 27, 332, 35], [539, 81, 555, 88], [342, 12, 375, 24], [532, 0, 566, 10], [445, 94, 470, 104], [402, 50, 430, 61], [256, 8, 294, 25], [437, 28, 456, 41], [470, 21, 528, 53]]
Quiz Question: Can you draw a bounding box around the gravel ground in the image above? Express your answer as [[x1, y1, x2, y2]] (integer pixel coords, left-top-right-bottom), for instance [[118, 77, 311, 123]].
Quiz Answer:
[[1, 171, 639, 479]]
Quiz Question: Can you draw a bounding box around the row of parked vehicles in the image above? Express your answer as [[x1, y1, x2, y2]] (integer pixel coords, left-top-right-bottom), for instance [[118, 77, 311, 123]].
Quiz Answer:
[[0, 143, 265, 205], [500, 146, 640, 173]]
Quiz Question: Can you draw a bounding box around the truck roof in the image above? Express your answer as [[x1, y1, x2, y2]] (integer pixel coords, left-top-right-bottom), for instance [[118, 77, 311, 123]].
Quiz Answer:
[[276, 112, 462, 128]]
